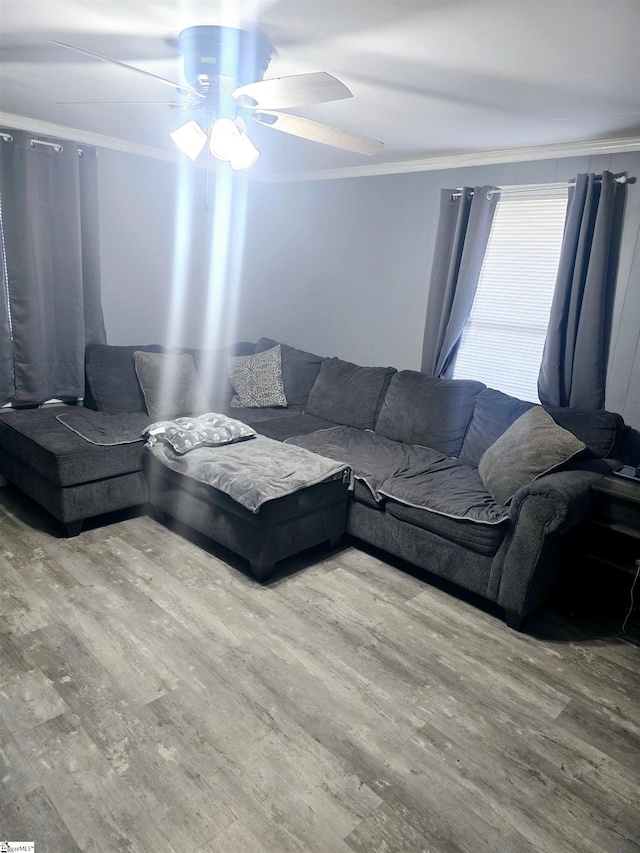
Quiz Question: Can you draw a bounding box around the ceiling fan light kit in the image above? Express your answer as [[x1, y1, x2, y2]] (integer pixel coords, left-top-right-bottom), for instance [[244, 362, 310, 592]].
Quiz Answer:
[[51, 24, 384, 172], [169, 119, 207, 162]]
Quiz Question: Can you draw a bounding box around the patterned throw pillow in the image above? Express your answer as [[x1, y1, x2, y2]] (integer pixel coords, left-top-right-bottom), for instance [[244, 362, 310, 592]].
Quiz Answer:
[[227, 345, 288, 409], [145, 413, 256, 454]]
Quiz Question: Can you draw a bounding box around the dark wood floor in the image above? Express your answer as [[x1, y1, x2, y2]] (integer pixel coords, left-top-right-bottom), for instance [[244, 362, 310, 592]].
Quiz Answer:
[[0, 485, 638, 853]]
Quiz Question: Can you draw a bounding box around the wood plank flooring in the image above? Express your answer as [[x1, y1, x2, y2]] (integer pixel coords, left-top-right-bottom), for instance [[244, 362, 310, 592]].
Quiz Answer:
[[0, 485, 638, 852]]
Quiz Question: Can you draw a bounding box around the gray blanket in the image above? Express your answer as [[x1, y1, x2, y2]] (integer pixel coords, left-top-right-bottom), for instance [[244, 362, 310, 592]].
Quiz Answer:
[[57, 410, 153, 445], [146, 433, 349, 513], [287, 426, 508, 525]]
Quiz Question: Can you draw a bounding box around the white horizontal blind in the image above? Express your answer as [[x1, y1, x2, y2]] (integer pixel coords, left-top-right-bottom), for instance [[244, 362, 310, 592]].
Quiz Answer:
[[452, 187, 567, 402]]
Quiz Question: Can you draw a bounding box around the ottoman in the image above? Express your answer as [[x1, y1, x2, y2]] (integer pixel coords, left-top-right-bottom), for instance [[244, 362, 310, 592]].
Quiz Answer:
[[144, 451, 349, 581]]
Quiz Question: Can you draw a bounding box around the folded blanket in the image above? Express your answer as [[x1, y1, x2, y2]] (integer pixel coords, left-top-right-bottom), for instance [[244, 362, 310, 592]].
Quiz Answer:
[[57, 410, 153, 445], [146, 433, 349, 513], [288, 425, 508, 525]]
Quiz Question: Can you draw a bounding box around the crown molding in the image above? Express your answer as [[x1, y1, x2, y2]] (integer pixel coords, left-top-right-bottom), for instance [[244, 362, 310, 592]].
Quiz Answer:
[[254, 136, 640, 183], [0, 112, 179, 163], [2, 113, 639, 182]]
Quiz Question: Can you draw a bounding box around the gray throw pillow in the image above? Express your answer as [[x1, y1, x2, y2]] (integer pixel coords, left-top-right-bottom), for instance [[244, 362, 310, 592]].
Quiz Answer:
[[134, 351, 210, 420], [478, 406, 586, 505], [227, 345, 288, 409]]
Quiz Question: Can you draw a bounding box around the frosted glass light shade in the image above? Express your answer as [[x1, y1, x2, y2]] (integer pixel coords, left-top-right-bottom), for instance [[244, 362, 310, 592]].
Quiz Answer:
[[210, 118, 259, 170], [230, 131, 260, 170], [170, 120, 207, 161]]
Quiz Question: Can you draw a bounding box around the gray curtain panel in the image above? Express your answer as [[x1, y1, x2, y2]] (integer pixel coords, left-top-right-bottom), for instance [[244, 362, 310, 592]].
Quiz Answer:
[[0, 192, 13, 401], [421, 186, 498, 377], [0, 130, 106, 404], [538, 171, 627, 410]]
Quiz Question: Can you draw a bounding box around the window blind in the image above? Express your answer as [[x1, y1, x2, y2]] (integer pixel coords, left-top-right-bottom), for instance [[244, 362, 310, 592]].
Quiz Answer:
[[452, 187, 568, 403]]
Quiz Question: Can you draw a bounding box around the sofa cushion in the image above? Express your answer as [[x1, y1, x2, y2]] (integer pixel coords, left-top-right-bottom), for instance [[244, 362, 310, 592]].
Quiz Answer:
[[543, 407, 623, 459], [255, 338, 323, 407], [174, 342, 256, 410], [384, 500, 507, 557], [0, 408, 145, 487], [459, 388, 534, 468], [252, 412, 338, 442], [375, 371, 485, 457], [478, 406, 586, 504], [228, 345, 288, 409], [306, 358, 396, 430], [134, 351, 210, 419], [85, 344, 165, 413], [459, 387, 623, 467]]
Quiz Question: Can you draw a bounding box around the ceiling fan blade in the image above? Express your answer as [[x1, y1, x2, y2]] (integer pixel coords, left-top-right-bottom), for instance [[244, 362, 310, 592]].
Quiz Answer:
[[233, 72, 352, 110], [48, 40, 204, 99], [251, 111, 384, 156], [55, 101, 180, 106]]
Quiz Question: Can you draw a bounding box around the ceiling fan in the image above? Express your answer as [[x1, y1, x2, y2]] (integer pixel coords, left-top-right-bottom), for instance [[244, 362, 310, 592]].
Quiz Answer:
[[51, 26, 384, 170]]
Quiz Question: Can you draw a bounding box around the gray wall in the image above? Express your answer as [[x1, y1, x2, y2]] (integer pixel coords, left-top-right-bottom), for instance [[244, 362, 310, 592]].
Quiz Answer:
[[97, 146, 640, 426], [97, 148, 253, 352], [238, 152, 640, 426]]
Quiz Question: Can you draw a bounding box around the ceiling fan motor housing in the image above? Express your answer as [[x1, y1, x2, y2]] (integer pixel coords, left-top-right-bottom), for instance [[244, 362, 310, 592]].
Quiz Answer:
[[178, 26, 273, 100]]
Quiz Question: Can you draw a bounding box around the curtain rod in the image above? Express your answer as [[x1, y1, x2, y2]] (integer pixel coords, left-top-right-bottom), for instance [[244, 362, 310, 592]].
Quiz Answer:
[[0, 133, 84, 155], [451, 175, 631, 201]]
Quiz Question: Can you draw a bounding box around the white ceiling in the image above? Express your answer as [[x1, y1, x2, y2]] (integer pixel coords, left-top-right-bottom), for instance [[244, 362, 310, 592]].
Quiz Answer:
[[1, 0, 639, 179]]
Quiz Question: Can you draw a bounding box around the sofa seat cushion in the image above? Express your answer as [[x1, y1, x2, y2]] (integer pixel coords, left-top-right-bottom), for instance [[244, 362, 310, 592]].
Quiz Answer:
[[375, 371, 485, 457], [252, 413, 337, 442], [0, 409, 147, 487], [223, 403, 307, 426], [384, 500, 507, 557], [306, 358, 396, 430]]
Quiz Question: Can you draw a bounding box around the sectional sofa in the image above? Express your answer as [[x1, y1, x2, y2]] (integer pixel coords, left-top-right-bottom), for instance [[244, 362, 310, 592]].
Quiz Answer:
[[0, 336, 630, 629]]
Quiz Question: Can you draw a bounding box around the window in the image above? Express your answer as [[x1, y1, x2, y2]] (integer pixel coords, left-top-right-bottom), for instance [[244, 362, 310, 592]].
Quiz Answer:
[[452, 186, 567, 402]]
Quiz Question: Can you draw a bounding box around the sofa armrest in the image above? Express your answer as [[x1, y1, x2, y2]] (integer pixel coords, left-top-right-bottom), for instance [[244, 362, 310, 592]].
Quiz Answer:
[[507, 467, 607, 535], [496, 466, 610, 618]]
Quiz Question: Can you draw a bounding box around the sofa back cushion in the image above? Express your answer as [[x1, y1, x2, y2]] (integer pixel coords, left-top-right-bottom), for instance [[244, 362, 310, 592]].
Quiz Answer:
[[459, 388, 534, 467], [543, 407, 624, 459], [375, 371, 485, 457], [85, 343, 165, 412], [459, 387, 624, 467], [306, 357, 397, 430], [173, 342, 256, 409], [255, 337, 323, 407]]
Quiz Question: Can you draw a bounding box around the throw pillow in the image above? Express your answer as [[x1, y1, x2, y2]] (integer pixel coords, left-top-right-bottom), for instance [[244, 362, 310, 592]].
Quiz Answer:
[[478, 406, 586, 505], [255, 337, 323, 407], [134, 351, 210, 420], [227, 345, 288, 409], [145, 413, 256, 454]]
